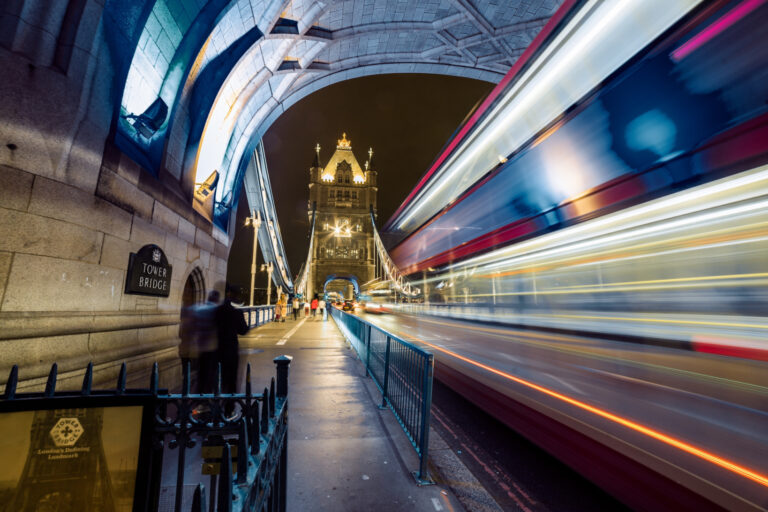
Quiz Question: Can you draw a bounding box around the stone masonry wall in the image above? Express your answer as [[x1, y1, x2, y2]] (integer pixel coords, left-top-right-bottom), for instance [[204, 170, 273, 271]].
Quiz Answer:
[[0, 2, 230, 391]]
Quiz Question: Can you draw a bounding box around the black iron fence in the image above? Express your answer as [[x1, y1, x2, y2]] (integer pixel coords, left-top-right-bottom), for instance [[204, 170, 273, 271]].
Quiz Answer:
[[0, 356, 291, 512], [329, 307, 434, 484]]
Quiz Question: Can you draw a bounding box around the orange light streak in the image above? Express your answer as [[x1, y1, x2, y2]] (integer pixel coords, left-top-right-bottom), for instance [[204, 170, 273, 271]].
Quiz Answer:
[[405, 334, 768, 488]]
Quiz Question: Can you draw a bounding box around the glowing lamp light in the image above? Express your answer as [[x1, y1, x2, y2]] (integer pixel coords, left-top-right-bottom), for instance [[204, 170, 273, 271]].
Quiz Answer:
[[354, 174, 365, 183], [322, 174, 334, 182]]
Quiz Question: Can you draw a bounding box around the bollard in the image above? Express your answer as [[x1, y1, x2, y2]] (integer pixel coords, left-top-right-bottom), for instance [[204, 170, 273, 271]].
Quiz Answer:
[[273, 355, 292, 398]]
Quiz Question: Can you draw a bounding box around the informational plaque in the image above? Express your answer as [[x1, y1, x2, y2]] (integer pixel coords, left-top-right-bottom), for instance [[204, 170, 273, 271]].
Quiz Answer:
[[124, 244, 172, 297], [0, 403, 149, 512]]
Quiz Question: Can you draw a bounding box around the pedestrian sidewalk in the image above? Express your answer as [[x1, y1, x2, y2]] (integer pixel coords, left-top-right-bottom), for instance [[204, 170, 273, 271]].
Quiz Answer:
[[238, 314, 466, 512]]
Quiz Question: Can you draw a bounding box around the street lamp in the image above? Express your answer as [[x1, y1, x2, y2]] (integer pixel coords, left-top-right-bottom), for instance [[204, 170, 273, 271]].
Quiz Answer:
[[261, 262, 274, 306], [245, 210, 262, 306]]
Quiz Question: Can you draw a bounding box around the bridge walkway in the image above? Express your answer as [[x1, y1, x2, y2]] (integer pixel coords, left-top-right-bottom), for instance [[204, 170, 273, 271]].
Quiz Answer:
[[238, 314, 474, 512]]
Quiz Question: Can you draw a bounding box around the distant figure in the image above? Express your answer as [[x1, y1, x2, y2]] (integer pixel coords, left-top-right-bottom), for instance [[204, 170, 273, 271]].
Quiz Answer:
[[274, 295, 281, 322], [216, 285, 249, 405], [292, 297, 300, 320], [318, 298, 326, 321], [278, 296, 287, 323], [304, 300, 310, 317], [311, 297, 318, 317]]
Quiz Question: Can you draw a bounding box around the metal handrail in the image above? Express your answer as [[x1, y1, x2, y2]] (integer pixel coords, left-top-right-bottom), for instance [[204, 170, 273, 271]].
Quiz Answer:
[[328, 307, 434, 485], [238, 305, 276, 328]]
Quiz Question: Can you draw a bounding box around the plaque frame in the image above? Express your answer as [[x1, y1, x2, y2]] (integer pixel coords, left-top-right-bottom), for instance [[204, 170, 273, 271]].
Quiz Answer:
[[0, 395, 155, 512], [124, 244, 173, 297]]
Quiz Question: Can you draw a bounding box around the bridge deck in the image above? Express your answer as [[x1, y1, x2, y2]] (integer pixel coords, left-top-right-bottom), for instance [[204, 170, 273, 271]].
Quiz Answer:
[[238, 314, 471, 512]]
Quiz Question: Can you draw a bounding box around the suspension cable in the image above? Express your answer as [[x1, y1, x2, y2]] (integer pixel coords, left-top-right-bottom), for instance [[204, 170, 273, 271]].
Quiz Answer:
[[369, 206, 421, 298]]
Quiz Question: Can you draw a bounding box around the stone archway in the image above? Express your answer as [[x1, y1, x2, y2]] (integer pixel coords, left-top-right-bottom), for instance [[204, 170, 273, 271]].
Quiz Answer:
[[323, 274, 360, 300], [182, 267, 206, 307]]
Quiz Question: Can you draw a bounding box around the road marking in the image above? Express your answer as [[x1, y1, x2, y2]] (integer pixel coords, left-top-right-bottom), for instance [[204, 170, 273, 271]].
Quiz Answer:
[[276, 318, 306, 345], [431, 498, 443, 511]]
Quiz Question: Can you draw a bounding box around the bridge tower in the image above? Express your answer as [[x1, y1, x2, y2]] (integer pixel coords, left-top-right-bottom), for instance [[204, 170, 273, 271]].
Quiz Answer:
[[307, 134, 377, 299]]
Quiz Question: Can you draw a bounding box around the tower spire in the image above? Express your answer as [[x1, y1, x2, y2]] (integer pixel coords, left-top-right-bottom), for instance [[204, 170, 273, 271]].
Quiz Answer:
[[312, 142, 321, 168]]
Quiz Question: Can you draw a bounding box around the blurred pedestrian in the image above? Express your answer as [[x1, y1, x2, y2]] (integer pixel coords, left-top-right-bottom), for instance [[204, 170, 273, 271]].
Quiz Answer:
[[311, 297, 318, 318], [278, 296, 287, 322], [304, 300, 310, 317], [178, 305, 198, 388], [216, 285, 249, 414], [318, 297, 326, 321], [196, 291, 220, 394], [292, 296, 300, 320]]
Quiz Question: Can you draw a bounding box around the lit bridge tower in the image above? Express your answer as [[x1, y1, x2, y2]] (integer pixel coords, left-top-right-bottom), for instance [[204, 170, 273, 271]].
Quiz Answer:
[[307, 134, 377, 299]]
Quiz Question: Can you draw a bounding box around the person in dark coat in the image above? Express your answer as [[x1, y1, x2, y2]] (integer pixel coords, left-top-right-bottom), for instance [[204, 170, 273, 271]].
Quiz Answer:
[[216, 285, 249, 405], [197, 290, 221, 394]]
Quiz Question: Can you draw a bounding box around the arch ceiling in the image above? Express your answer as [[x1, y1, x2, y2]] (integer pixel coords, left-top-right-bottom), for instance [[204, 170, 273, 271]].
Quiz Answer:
[[115, 0, 561, 225]]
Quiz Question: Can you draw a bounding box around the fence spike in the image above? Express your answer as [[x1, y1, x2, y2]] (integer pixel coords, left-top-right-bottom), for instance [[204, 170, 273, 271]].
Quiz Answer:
[[215, 362, 222, 396], [116, 362, 127, 395], [191, 483, 206, 512], [218, 443, 233, 512], [269, 377, 276, 416], [245, 363, 252, 398], [182, 359, 191, 396], [44, 363, 58, 397], [81, 362, 93, 396], [3, 365, 18, 400], [261, 388, 269, 434], [149, 362, 159, 396], [250, 400, 261, 456], [237, 418, 248, 484]]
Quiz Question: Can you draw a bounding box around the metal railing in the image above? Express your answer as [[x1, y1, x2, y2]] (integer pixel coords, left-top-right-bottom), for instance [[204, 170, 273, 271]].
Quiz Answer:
[[1, 357, 292, 512], [239, 305, 275, 327], [328, 307, 434, 484]]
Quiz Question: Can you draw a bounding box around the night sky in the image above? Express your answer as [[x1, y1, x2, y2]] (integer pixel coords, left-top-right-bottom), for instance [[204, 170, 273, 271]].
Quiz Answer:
[[227, 73, 493, 298]]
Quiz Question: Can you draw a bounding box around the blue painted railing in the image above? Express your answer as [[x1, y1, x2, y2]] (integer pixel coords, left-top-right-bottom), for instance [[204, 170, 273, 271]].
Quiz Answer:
[[328, 307, 434, 485], [239, 305, 293, 328], [239, 305, 274, 327]]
